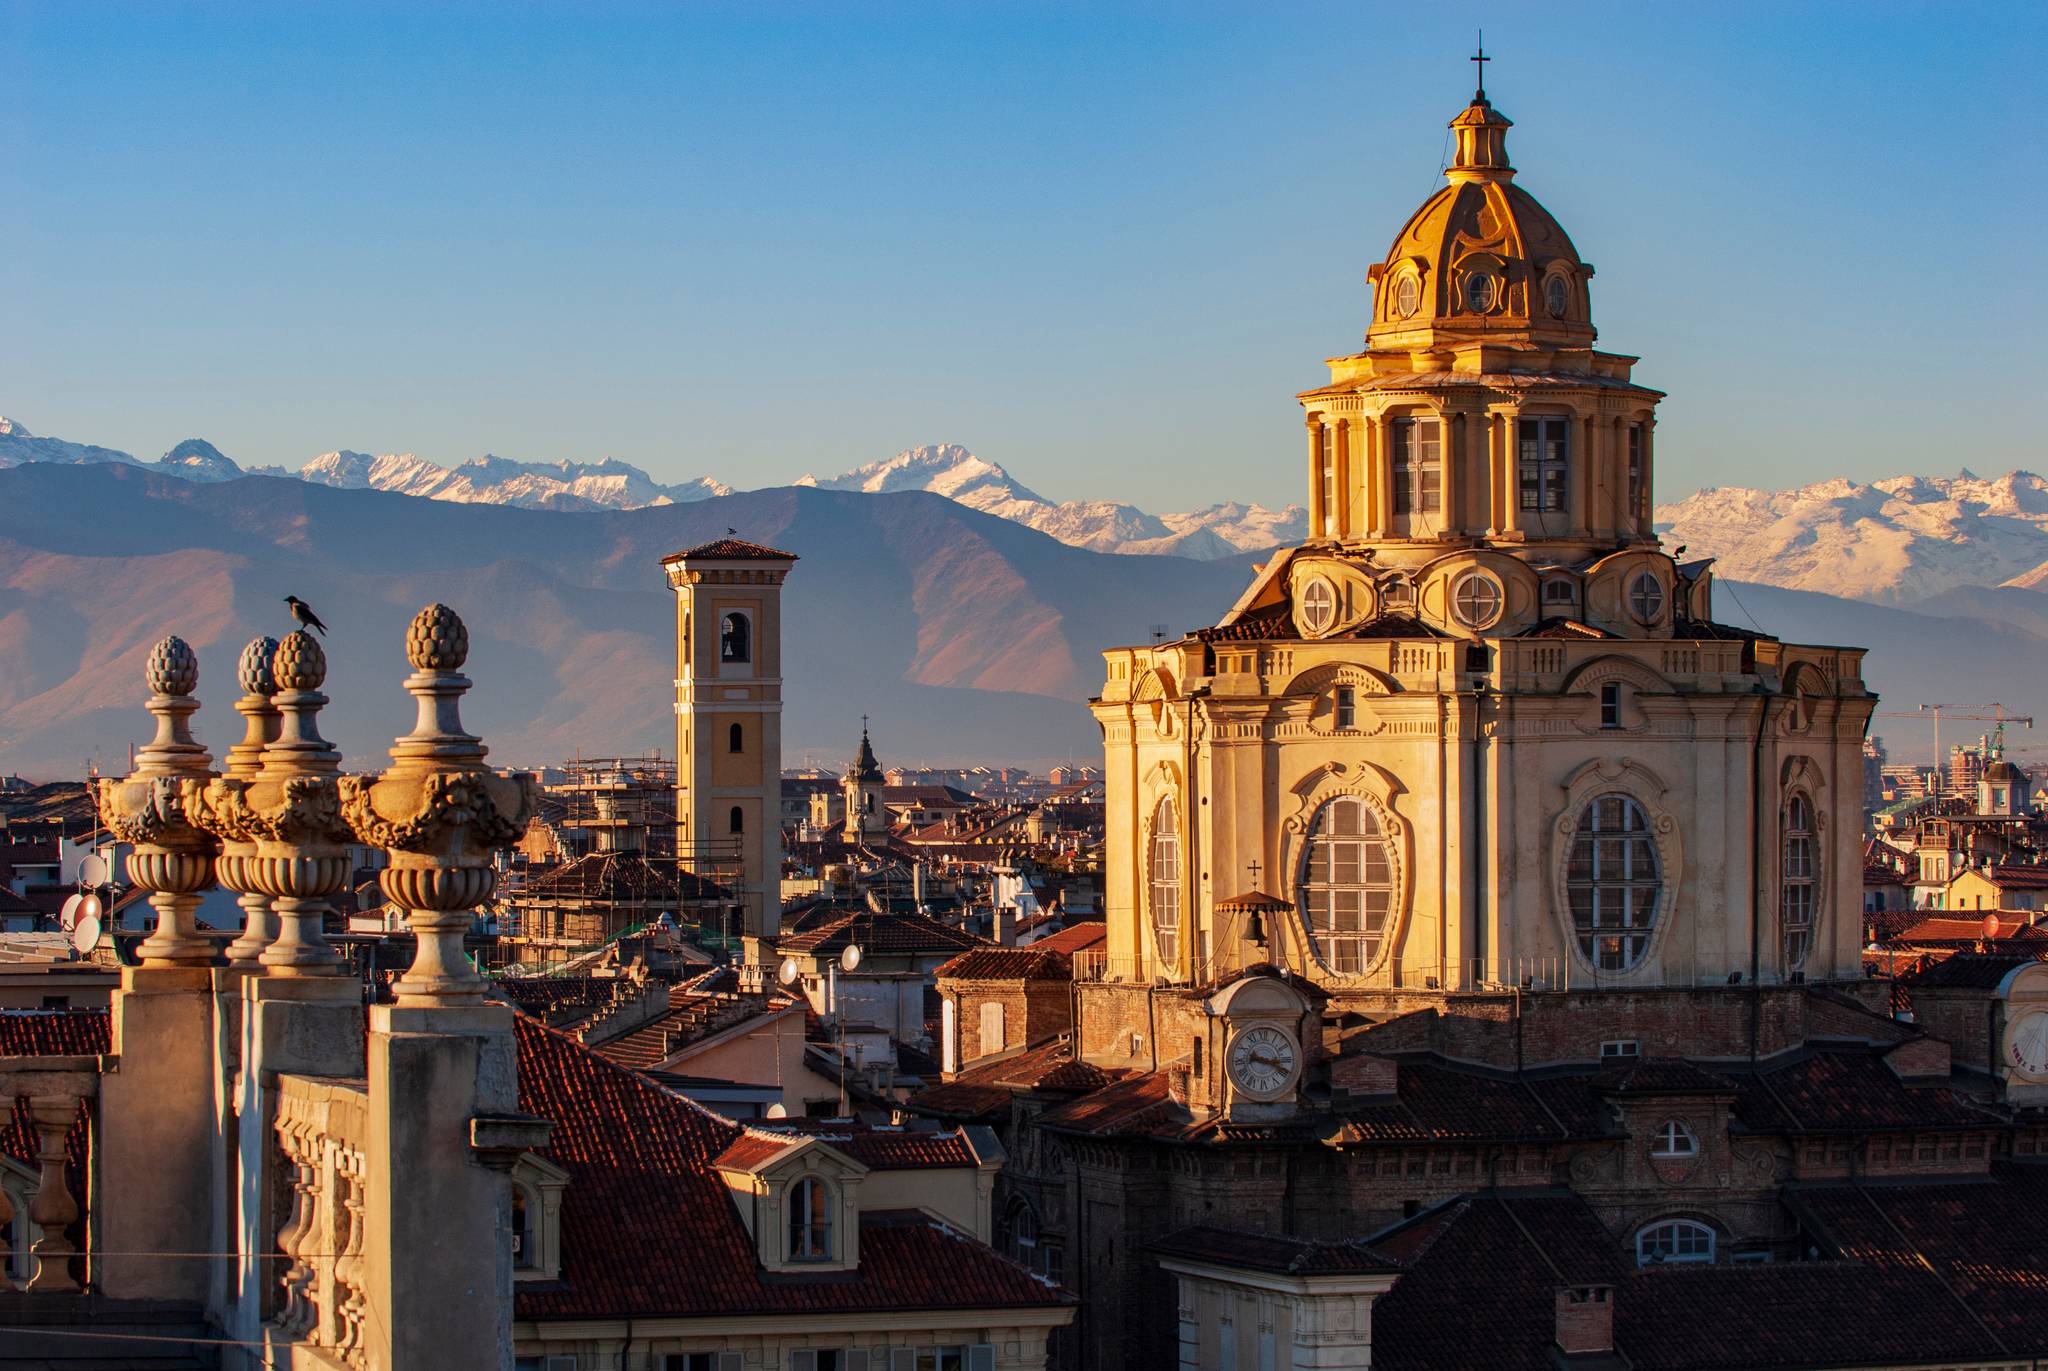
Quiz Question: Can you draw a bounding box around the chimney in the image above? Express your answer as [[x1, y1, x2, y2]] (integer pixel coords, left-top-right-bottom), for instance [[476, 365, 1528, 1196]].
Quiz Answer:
[[1554, 1285, 1615, 1358], [995, 904, 1016, 947]]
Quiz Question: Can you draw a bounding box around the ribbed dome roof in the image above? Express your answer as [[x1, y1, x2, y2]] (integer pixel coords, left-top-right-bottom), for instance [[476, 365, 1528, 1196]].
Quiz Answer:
[[1364, 95, 1595, 352]]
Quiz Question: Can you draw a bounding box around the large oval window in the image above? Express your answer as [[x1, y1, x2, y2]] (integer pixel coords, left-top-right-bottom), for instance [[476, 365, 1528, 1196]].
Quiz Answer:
[[1296, 797, 1396, 974], [1567, 794, 1662, 971]]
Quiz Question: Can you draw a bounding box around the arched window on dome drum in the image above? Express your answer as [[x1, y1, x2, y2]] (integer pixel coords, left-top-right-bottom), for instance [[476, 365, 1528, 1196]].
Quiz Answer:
[[1518, 418, 1569, 514], [1782, 793, 1818, 969], [1149, 799, 1181, 967], [1392, 419, 1441, 516], [1297, 797, 1395, 974], [1567, 794, 1661, 972], [1318, 425, 1337, 529]]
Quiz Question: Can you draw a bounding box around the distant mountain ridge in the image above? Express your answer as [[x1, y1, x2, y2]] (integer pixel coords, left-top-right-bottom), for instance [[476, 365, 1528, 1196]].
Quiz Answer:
[[1657, 470, 2048, 605], [0, 415, 1302, 559]]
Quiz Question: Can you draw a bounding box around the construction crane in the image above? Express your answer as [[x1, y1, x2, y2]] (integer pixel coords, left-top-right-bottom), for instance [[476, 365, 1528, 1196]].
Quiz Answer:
[[1871, 703, 2034, 795]]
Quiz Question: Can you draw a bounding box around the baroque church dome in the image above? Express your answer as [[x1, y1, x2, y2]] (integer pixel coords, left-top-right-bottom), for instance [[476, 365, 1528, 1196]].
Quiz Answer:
[[1364, 91, 1595, 352]]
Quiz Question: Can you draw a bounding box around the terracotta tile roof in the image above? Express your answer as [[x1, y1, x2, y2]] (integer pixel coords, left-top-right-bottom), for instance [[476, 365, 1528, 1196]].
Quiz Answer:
[[595, 983, 796, 1071], [515, 851, 727, 902], [1152, 1225, 1400, 1276], [513, 1014, 1065, 1321], [1974, 864, 2048, 889], [1891, 915, 2048, 946], [1519, 616, 1615, 639], [0, 1006, 110, 1056], [1900, 951, 2046, 989], [662, 537, 798, 562], [936, 944, 1075, 981], [1026, 922, 1107, 955], [1364, 1182, 2048, 1371], [1192, 603, 1297, 643], [1326, 1060, 1601, 1146], [1592, 1058, 1739, 1097], [1728, 1046, 1995, 1134], [1033, 1072, 1175, 1137], [722, 1122, 981, 1171], [778, 909, 986, 958]]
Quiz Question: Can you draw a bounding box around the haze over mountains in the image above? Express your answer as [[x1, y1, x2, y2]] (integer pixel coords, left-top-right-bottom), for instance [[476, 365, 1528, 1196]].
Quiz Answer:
[[0, 417, 1302, 560], [7, 410, 2048, 773]]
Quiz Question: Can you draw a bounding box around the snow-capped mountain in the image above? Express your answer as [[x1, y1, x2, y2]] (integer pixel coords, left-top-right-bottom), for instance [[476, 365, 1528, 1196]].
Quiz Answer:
[[799, 443, 1305, 559], [298, 450, 731, 510], [157, 439, 245, 482], [1656, 470, 2048, 605], [1, 415, 1299, 556], [0, 416, 145, 470]]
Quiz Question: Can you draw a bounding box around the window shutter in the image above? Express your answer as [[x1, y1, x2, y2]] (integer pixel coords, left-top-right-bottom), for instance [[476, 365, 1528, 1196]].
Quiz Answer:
[[889, 1350, 917, 1371], [791, 1353, 817, 1371], [845, 1353, 869, 1371], [968, 1347, 996, 1371]]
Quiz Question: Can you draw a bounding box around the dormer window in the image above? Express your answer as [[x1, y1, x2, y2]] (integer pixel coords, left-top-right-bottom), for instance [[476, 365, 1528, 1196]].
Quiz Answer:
[[1627, 572, 1665, 626], [789, 1175, 834, 1261], [1395, 274, 1420, 318], [1543, 578, 1577, 611], [509, 1152, 570, 1283], [1650, 1120, 1699, 1158], [1463, 270, 1499, 313], [1299, 578, 1337, 634]]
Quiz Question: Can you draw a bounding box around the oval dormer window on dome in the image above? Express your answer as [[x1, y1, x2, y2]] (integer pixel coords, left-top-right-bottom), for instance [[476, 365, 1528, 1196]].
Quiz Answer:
[[1395, 274, 1420, 318], [1450, 571, 1504, 632], [1464, 270, 1499, 314], [1627, 571, 1666, 626], [1546, 274, 1570, 318], [1300, 577, 1337, 635]]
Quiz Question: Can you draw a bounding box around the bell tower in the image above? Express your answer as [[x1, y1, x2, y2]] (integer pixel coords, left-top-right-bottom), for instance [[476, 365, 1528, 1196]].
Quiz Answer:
[[661, 537, 797, 963]]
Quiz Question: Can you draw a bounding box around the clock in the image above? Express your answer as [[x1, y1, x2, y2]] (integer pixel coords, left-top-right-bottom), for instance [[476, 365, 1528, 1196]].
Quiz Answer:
[[2007, 1009, 2048, 1081], [1227, 1024, 1300, 1100]]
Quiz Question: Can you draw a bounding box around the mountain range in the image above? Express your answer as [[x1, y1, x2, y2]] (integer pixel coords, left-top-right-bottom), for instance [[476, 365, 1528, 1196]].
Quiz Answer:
[[0, 417, 1302, 560]]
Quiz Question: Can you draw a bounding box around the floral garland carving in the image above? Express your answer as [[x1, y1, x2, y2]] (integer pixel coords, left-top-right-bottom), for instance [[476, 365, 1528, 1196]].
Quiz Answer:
[[337, 772, 533, 852]]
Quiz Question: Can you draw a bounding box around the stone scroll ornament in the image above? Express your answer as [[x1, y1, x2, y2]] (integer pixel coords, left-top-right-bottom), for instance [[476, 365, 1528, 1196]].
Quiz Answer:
[[98, 636, 221, 966], [184, 636, 283, 970], [188, 629, 353, 974], [337, 604, 536, 1006]]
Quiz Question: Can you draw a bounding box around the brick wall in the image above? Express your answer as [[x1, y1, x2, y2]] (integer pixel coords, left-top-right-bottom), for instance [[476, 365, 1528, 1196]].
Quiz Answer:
[[938, 974, 1073, 1069]]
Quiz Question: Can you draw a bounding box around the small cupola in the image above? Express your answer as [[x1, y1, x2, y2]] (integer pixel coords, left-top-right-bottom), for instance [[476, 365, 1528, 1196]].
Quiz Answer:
[[1447, 93, 1514, 184]]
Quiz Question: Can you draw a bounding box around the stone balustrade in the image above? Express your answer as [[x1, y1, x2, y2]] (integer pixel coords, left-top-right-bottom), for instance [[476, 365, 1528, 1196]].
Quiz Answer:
[[271, 1072, 370, 1364], [0, 1055, 101, 1293]]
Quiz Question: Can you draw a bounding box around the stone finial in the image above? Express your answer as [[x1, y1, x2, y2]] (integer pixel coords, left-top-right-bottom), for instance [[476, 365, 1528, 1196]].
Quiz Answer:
[[147, 635, 200, 698], [391, 604, 483, 770], [101, 633, 218, 965], [237, 635, 281, 696], [407, 603, 469, 672], [274, 630, 328, 693]]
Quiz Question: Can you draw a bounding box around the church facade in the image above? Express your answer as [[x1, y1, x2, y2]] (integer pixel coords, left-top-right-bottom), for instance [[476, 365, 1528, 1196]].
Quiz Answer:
[[1090, 86, 1872, 1006]]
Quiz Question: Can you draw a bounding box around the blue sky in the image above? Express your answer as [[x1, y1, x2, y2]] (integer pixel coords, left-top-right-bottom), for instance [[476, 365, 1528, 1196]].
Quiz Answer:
[[3, 2, 2041, 511]]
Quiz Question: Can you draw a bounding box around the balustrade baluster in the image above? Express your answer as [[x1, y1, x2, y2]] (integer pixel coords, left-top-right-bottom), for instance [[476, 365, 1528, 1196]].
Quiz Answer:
[[24, 1093, 82, 1292]]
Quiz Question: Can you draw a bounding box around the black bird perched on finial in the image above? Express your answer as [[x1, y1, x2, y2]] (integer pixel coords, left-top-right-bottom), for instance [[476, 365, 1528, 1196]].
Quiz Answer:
[[283, 595, 329, 636]]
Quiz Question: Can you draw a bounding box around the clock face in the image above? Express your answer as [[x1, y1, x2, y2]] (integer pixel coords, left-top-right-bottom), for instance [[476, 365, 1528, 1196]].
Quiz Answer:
[[2008, 1009, 2048, 1080], [1227, 1024, 1300, 1099]]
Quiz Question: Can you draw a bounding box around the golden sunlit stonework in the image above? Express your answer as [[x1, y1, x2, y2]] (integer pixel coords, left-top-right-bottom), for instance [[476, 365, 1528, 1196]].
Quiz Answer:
[[1091, 90, 1875, 1004]]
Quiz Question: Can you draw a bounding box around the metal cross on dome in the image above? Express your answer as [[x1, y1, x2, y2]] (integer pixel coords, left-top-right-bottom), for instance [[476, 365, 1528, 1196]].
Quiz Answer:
[[1472, 34, 1490, 99]]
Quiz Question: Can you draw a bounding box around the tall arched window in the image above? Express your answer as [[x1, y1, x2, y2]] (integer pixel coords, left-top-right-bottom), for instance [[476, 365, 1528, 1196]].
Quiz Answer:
[[1782, 793, 1818, 968], [1297, 797, 1395, 974], [719, 612, 751, 663], [1636, 1218, 1715, 1265], [1149, 799, 1181, 967], [728, 722, 744, 754], [1568, 794, 1661, 972], [729, 805, 744, 835], [788, 1176, 833, 1261]]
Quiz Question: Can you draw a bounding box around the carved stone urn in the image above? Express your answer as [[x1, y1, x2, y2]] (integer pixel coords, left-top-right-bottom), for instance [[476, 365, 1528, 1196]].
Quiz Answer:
[[338, 605, 536, 1006], [186, 636, 283, 970], [229, 630, 354, 975], [98, 636, 220, 966]]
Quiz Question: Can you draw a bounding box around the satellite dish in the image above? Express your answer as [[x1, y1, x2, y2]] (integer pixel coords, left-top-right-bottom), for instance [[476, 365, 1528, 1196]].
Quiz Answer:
[[765, 1103, 789, 1119], [1982, 913, 2003, 940], [77, 854, 109, 888], [777, 956, 802, 986], [71, 914, 102, 956], [76, 892, 102, 924], [840, 944, 863, 973], [60, 893, 83, 931]]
